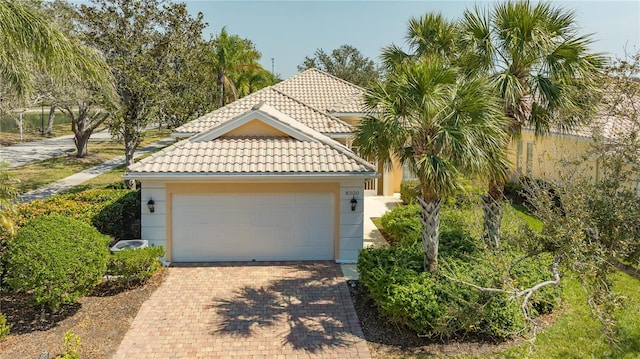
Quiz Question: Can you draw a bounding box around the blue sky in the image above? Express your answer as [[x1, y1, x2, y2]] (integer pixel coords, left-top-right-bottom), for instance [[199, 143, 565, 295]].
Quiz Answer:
[[183, 1, 640, 78]]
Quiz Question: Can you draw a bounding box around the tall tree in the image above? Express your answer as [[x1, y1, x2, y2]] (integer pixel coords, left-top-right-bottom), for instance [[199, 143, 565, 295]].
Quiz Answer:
[[384, 4, 606, 247], [234, 68, 278, 98], [299, 44, 380, 87], [353, 57, 508, 273], [0, 0, 112, 101], [79, 0, 209, 181], [25, 0, 116, 156], [209, 27, 264, 107], [461, 1, 606, 247]]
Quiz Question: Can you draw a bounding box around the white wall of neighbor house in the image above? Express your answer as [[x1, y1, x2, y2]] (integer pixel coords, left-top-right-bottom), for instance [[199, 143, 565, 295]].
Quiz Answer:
[[140, 181, 167, 250], [338, 179, 366, 263]]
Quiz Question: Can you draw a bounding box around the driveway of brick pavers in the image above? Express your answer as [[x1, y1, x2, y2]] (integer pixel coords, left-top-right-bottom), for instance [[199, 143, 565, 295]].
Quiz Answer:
[[113, 262, 371, 359]]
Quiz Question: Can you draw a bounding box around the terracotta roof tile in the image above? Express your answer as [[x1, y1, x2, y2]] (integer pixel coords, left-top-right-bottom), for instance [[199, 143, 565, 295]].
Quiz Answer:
[[128, 136, 375, 175], [273, 68, 367, 113], [174, 86, 352, 135]]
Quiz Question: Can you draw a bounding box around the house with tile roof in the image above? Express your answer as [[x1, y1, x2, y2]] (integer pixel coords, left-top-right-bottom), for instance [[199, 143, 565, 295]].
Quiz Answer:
[[124, 73, 378, 263], [125, 67, 623, 263]]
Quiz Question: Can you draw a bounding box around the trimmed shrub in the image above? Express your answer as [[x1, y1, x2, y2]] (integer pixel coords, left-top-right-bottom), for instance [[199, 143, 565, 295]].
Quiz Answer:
[[400, 180, 421, 204], [17, 189, 141, 240], [107, 246, 165, 286], [379, 204, 421, 246], [4, 216, 110, 311]]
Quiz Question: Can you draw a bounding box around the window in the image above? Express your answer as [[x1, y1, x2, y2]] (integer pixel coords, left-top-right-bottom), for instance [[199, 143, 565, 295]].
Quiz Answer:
[[526, 142, 534, 175], [516, 141, 523, 174], [402, 162, 418, 180]]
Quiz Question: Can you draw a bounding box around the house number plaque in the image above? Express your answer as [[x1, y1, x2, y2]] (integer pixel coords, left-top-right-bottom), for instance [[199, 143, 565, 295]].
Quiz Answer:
[[345, 190, 360, 196]]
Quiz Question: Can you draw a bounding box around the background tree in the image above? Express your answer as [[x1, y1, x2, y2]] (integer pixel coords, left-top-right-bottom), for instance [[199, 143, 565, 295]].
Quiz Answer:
[[0, 0, 112, 101], [155, 5, 217, 128], [79, 0, 210, 182], [235, 68, 279, 98], [353, 56, 508, 273], [299, 44, 380, 87], [35, 0, 89, 136], [209, 27, 265, 107]]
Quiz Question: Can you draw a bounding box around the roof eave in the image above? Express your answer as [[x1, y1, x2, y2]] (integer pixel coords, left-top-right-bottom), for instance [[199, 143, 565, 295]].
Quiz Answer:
[[123, 172, 380, 181]]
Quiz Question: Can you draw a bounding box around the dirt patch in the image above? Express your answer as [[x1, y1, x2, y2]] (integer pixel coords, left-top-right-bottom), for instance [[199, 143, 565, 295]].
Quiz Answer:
[[348, 280, 559, 358], [0, 271, 164, 359]]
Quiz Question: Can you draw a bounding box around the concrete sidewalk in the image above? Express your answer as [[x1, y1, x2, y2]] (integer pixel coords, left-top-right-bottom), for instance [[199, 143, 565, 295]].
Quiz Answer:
[[0, 129, 114, 168], [21, 138, 174, 202]]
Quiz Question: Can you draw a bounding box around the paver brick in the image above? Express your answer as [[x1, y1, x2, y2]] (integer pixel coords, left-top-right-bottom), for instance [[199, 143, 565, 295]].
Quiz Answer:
[[113, 261, 370, 358]]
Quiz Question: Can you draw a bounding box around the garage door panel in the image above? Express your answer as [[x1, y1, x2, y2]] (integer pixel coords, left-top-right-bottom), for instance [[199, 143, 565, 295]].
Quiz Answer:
[[172, 193, 334, 262]]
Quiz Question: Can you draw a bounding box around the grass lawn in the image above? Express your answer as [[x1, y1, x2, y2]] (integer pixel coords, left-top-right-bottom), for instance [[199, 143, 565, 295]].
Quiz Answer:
[[7, 128, 172, 194], [471, 272, 640, 359], [64, 164, 127, 193], [490, 206, 640, 358]]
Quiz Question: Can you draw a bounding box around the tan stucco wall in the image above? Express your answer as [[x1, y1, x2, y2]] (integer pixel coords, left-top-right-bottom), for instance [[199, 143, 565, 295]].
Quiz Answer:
[[223, 119, 289, 137], [506, 131, 598, 182]]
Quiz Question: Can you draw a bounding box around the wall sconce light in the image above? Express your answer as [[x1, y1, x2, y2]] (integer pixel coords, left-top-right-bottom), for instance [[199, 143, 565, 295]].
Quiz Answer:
[[147, 198, 155, 213], [350, 195, 358, 211]]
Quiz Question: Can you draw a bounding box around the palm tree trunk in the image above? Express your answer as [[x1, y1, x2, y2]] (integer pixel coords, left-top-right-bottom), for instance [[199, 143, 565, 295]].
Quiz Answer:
[[417, 196, 441, 273], [483, 179, 504, 249], [217, 70, 224, 107]]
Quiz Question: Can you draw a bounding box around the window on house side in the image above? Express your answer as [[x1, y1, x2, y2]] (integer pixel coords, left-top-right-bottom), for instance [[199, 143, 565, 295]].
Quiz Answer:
[[526, 142, 534, 176]]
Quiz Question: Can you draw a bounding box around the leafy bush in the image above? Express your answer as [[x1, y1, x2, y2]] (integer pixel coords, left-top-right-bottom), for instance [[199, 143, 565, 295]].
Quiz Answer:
[[447, 181, 484, 209], [400, 180, 421, 204], [379, 204, 422, 246], [107, 246, 164, 286], [0, 312, 10, 339], [359, 205, 561, 340], [17, 189, 141, 240], [4, 216, 110, 311]]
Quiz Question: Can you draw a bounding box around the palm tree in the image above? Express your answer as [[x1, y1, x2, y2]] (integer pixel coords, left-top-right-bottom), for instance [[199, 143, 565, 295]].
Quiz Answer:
[[0, 164, 19, 236], [460, 1, 606, 247], [380, 13, 461, 73], [354, 57, 508, 273], [0, 1, 113, 100], [209, 27, 263, 107], [234, 68, 277, 98]]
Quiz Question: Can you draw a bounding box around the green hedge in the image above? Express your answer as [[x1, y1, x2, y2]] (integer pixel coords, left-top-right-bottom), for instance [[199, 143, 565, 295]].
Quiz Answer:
[[361, 203, 561, 339], [17, 189, 141, 240], [358, 244, 559, 339], [4, 216, 111, 311], [107, 246, 164, 287], [380, 204, 422, 246]]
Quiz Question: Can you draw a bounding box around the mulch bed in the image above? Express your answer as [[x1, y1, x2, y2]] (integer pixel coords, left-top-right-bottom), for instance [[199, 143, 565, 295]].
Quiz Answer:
[[0, 271, 165, 359]]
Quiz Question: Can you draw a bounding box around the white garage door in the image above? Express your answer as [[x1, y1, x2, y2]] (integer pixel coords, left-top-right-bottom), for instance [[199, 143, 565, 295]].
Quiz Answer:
[[172, 193, 334, 262]]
